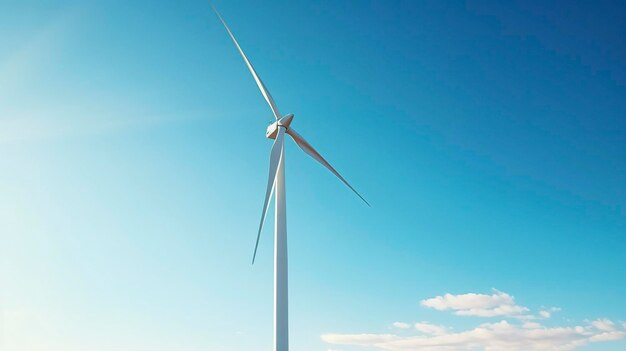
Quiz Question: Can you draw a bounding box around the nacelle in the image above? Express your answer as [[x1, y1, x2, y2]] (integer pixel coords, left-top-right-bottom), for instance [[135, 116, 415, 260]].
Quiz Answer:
[[266, 114, 294, 139]]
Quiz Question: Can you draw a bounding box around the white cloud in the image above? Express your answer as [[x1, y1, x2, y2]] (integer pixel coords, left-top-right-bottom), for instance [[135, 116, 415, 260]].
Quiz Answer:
[[414, 322, 447, 336], [420, 289, 529, 318], [323, 320, 625, 351], [523, 322, 542, 329], [323, 290, 626, 351], [539, 310, 551, 318], [590, 331, 626, 342], [421, 290, 513, 310], [393, 322, 411, 329], [539, 307, 561, 319], [591, 318, 616, 332]]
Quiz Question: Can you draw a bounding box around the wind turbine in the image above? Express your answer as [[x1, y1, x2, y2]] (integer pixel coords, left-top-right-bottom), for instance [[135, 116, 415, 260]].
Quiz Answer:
[[210, 5, 369, 351]]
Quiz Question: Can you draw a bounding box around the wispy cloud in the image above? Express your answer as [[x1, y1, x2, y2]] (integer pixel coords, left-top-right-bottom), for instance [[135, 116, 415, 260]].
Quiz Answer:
[[322, 290, 626, 351], [538, 307, 561, 319], [0, 96, 186, 143], [0, 6, 75, 97], [413, 322, 447, 336], [0, 6, 203, 144], [591, 318, 616, 332], [393, 322, 411, 330]]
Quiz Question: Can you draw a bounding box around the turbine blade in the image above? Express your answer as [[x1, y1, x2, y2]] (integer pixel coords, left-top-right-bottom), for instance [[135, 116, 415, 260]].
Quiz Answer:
[[252, 127, 286, 264], [210, 3, 281, 120], [287, 128, 370, 207]]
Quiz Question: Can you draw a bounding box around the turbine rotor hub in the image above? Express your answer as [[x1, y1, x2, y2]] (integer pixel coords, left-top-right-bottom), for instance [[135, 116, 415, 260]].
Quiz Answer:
[[266, 114, 294, 139]]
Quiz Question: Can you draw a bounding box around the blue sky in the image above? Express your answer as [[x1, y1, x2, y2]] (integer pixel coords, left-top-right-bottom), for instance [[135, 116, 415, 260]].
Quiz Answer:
[[1, 1, 625, 350]]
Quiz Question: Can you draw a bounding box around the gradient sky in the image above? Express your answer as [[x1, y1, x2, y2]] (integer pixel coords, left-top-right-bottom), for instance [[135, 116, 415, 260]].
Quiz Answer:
[[1, 1, 625, 351]]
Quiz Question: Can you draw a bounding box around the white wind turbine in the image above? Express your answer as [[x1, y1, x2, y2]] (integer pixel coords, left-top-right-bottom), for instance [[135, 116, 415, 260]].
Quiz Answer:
[[211, 5, 369, 351]]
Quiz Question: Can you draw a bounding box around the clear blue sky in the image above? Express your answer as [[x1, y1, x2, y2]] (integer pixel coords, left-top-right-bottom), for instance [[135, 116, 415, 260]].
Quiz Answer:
[[1, 1, 625, 350]]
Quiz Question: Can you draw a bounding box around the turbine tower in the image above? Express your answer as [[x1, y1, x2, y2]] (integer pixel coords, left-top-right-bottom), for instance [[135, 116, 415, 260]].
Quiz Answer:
[[211, 5, 369, 351]]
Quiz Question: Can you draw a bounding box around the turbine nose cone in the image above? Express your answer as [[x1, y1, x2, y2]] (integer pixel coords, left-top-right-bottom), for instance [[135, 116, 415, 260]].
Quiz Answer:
[[278, 114, 294, 128]]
